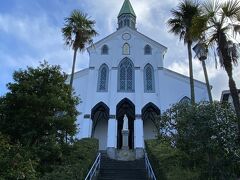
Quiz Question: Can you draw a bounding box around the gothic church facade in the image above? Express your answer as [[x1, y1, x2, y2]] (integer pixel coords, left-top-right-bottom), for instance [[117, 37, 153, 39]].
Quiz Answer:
[[71, 0, 208, 158]]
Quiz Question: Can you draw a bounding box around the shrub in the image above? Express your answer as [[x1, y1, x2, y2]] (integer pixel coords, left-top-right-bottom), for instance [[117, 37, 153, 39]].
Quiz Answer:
[[0, 133, 38, 179], [41, 138, 98, 180], [145, 139, 200, 180], [149, 102, 240, 179]]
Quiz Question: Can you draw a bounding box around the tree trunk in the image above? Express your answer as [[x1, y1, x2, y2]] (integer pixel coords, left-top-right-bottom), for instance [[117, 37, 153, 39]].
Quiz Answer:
[[226, 69, 240, 141], [218, 33, 240, 140], [70, 48, 78, 88], [187, 41, 195, 104], [202, 60, 213, 103]]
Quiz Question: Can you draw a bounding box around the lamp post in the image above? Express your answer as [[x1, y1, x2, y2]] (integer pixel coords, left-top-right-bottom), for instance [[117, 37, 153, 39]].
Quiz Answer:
[[193, 42, 213, 103]]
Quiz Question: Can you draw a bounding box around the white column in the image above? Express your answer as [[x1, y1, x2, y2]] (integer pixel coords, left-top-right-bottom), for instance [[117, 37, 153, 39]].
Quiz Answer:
[[135, 68, 143, 114], [107, 117, 117, 159], [107, 118, 117, 148], [134, 118, 144, 148], [134, 118, 144, 159]]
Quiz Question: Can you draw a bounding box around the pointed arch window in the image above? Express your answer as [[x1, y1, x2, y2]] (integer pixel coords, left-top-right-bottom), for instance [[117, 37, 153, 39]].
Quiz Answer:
[[144, 45, 152, 55], [118, 58, 134, 92], [101, 45, 109, 55], [144, 64, 155, 92], [179, 96, 190, 104], [98, 64, 109, 92], [119, 21, 123, 28], [123, 43, 130, 55]]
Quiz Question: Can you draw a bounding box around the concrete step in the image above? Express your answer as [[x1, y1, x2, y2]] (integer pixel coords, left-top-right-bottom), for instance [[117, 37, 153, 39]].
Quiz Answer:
[[98, 153, 147, 180]]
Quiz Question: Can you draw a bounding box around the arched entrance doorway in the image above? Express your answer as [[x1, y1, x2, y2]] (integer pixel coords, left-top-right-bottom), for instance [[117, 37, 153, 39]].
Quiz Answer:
[[91, 102, 109, 150], [142, 102, 160, 140], [116, 98, 135, 149]]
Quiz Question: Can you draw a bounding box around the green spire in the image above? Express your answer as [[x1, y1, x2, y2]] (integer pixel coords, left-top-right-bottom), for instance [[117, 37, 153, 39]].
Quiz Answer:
[[118, 0, 136, 17]]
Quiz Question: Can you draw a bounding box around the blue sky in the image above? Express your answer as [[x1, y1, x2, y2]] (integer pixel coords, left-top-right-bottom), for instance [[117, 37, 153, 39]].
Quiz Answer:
[[0, 0, 239, 100]]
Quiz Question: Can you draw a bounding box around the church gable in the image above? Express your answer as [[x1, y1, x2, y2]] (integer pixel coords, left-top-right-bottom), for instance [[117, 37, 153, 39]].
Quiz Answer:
[[87, 27, 167, 69], [88, 27, 167, 55]]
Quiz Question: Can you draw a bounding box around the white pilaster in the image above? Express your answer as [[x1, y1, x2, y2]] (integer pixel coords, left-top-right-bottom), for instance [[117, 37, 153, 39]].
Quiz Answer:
[[134, 118, 144, 148], [135, 68, 143, 114], [107, 118, 117, 148], [109, 68, 117, 108]]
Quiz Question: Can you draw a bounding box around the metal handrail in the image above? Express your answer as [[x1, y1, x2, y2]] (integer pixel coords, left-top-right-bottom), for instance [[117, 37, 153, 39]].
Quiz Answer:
[[144, 152, 157, 180], [85, 153, 101, 180]]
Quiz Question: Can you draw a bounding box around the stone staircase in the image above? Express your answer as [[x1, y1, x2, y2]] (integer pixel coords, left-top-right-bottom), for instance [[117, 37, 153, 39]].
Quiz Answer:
[[97, 152, 147, 180]]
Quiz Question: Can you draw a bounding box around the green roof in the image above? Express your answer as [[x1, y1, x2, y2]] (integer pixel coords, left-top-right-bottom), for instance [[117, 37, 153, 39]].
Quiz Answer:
[[118, 0, 136, 17]]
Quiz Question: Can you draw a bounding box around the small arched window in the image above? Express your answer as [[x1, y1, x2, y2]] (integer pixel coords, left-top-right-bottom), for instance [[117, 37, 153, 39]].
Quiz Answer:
[[98, 64, 109, 92], [101, 45, 109, 55], [126, 19, 130, 26], [144, 45, 152, 55], [179, 96, 191, 104], [119, 21, 123, 28], [123, 43, 130, 55], [144, 64, 155, 92], [118, 58, 134, 92]]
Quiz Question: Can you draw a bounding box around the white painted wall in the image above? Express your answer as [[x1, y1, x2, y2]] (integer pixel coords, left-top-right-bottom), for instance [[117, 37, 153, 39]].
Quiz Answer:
[[107, 119, 117, 148], [134, 119, 144, 148]]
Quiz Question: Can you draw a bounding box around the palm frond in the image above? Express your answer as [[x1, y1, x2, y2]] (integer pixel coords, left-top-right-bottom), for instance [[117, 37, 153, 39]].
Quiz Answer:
[[222, 0, 240, 20], [237, 13, 240, 21], [203, 0, 220, 17], [62, 26, 74, 47], [167, 0, 201, 43], [167, 18, 184, 35], [170, 9, 183, 19], [61, 9, 98, 51], [232, 24, 240, 37], [231, 42, 240, 65], [191, 15, 209, 39]]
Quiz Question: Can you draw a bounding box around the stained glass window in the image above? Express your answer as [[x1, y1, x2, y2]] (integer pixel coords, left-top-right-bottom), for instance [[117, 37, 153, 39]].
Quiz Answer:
[[98, 64, 108, 91], [118, 58, 134, 91], [123, 43, 130, 55], [144, 64, 155, 92]]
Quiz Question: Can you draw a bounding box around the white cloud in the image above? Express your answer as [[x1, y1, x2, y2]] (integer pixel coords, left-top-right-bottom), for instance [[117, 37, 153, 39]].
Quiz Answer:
[[0, 12, 89, 73], [0, 0, 240, 100]]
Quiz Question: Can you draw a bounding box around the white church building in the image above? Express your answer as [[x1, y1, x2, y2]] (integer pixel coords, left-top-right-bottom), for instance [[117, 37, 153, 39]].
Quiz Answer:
[[71, 0, 208, 158]]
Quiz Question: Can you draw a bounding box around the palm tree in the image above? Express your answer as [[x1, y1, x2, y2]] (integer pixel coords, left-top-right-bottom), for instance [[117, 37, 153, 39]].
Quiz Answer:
[[192, 0, 240, 135], [62, 10, 98, 88], [167, 0, 201, 104]]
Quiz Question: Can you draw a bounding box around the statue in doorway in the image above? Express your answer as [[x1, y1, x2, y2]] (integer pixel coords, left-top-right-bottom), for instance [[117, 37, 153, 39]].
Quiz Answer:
[[122, 114, 129, 150], [123, 114, 129, 131]]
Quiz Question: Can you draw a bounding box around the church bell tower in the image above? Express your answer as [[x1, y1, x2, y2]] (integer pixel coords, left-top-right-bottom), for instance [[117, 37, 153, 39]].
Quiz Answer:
[[118, 0, 136, 30]]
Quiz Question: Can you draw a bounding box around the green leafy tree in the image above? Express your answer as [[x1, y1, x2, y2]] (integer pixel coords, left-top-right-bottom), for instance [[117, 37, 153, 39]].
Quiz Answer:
[[0, 133, 38, 180], [167, 0, 201, 104], [0, 62, 79, 146], [62, 10, 98, 88], [160, 102, 240, 178], [192, 0, 240, 133]]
